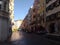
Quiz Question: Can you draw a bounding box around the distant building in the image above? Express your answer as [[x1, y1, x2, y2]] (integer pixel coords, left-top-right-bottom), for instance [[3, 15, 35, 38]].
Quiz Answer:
[[20, 0, 60, 35], [20, 8, 33, 32], [20, 0, 45, 32], [12, 20, 23, 31], [30, 0, 45, 32]]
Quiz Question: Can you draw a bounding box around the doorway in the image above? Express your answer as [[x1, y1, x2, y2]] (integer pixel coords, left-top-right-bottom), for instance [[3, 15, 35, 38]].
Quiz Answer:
[[49, 23, 55, 33]]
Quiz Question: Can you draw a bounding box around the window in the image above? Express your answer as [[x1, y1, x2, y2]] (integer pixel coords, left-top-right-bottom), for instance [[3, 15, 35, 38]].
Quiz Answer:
[[59, 0, 60, 5], [0, 0, 2, 1], [50, 4, 54, 10], [58, 22, 60, 31], [57, 12, 60, 19], [53, 2, 56, 8], [46, 0, 51, 4], [4, 2, 6, 10], [46, 0, 49, 3], [46, 3, 54, 12], [0, 0, 2, 4], [46, 7, 49, 12], [33, 8, 35, 12], [55, 0, 59, 7], [33, 15, 36, 18], [0, 4, 1, 9], [46, 16, 51, 22]]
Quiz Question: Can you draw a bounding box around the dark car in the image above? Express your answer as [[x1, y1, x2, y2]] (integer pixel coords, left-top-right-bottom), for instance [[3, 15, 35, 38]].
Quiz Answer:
[[36, 26, 48, 34], [36, 30, 47, 34]]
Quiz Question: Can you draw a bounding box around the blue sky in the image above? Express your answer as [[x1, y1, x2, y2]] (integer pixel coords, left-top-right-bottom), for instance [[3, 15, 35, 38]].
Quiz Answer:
[[14, 0, 34, 20]]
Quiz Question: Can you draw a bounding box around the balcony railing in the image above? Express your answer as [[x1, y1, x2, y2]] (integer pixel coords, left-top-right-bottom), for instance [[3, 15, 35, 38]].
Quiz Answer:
[[46, 0, 56, 8], [46, 6, 60, 16], [0, 10, 9, 18]]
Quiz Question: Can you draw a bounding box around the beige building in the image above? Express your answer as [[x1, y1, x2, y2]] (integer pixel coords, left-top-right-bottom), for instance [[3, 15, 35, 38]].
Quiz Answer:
[[9, 0, 14, 30], [12, 20, 23, 31], [9, 0, 14, 24]]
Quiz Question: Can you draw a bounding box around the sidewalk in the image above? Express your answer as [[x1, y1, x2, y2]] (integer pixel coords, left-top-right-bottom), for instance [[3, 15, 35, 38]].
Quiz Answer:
[[45, 33, 60, 42], [47, 33, 60, 36]]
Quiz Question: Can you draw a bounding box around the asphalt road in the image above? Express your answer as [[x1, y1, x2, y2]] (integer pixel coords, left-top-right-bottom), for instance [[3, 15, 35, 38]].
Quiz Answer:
[[0, 31, 60, 45]]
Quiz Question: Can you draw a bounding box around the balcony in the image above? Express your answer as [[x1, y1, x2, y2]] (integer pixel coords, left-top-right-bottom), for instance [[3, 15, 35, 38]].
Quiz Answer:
[[32, 18, 36, 22], [0, 10, 9, 18], [46, 0, 56, 8], [46, 6, 60, 16], [32, 13, 36, 16], [57, 12, 60, 19]]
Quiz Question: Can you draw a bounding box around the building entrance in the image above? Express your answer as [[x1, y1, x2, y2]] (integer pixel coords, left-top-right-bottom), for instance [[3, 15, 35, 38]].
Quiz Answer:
[[49, 23, 55, 33]]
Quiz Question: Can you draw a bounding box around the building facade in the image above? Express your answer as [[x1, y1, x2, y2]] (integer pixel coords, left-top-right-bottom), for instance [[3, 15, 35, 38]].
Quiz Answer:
[[9, 0, 14, 31], [26, 8, 33, 32], [12, 20, 23, 31], [21, 0, 60, 35], [9, 0, 14, 23], [21, 0, 46, 32], [46, 0, 60, 34], [30, 0, 46, 32], [21, 8, 33, 32], [30, 0, 40, 32], [0, 0, 14, 41]]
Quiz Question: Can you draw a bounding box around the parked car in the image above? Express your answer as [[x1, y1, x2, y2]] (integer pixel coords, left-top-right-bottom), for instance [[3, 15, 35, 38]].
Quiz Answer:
[[36, 30, 47, 34], [24, 28, 32, 33], [36, 26, 48, 34]]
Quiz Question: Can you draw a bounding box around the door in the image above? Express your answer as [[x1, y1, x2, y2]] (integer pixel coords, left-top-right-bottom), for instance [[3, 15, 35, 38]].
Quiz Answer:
[[49, 23, 55, 33]]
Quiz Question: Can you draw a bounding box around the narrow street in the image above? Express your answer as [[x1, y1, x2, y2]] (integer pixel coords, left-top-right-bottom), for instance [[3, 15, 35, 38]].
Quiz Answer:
[[0, 31, 60, 45], [0, 0, 60, 45]]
